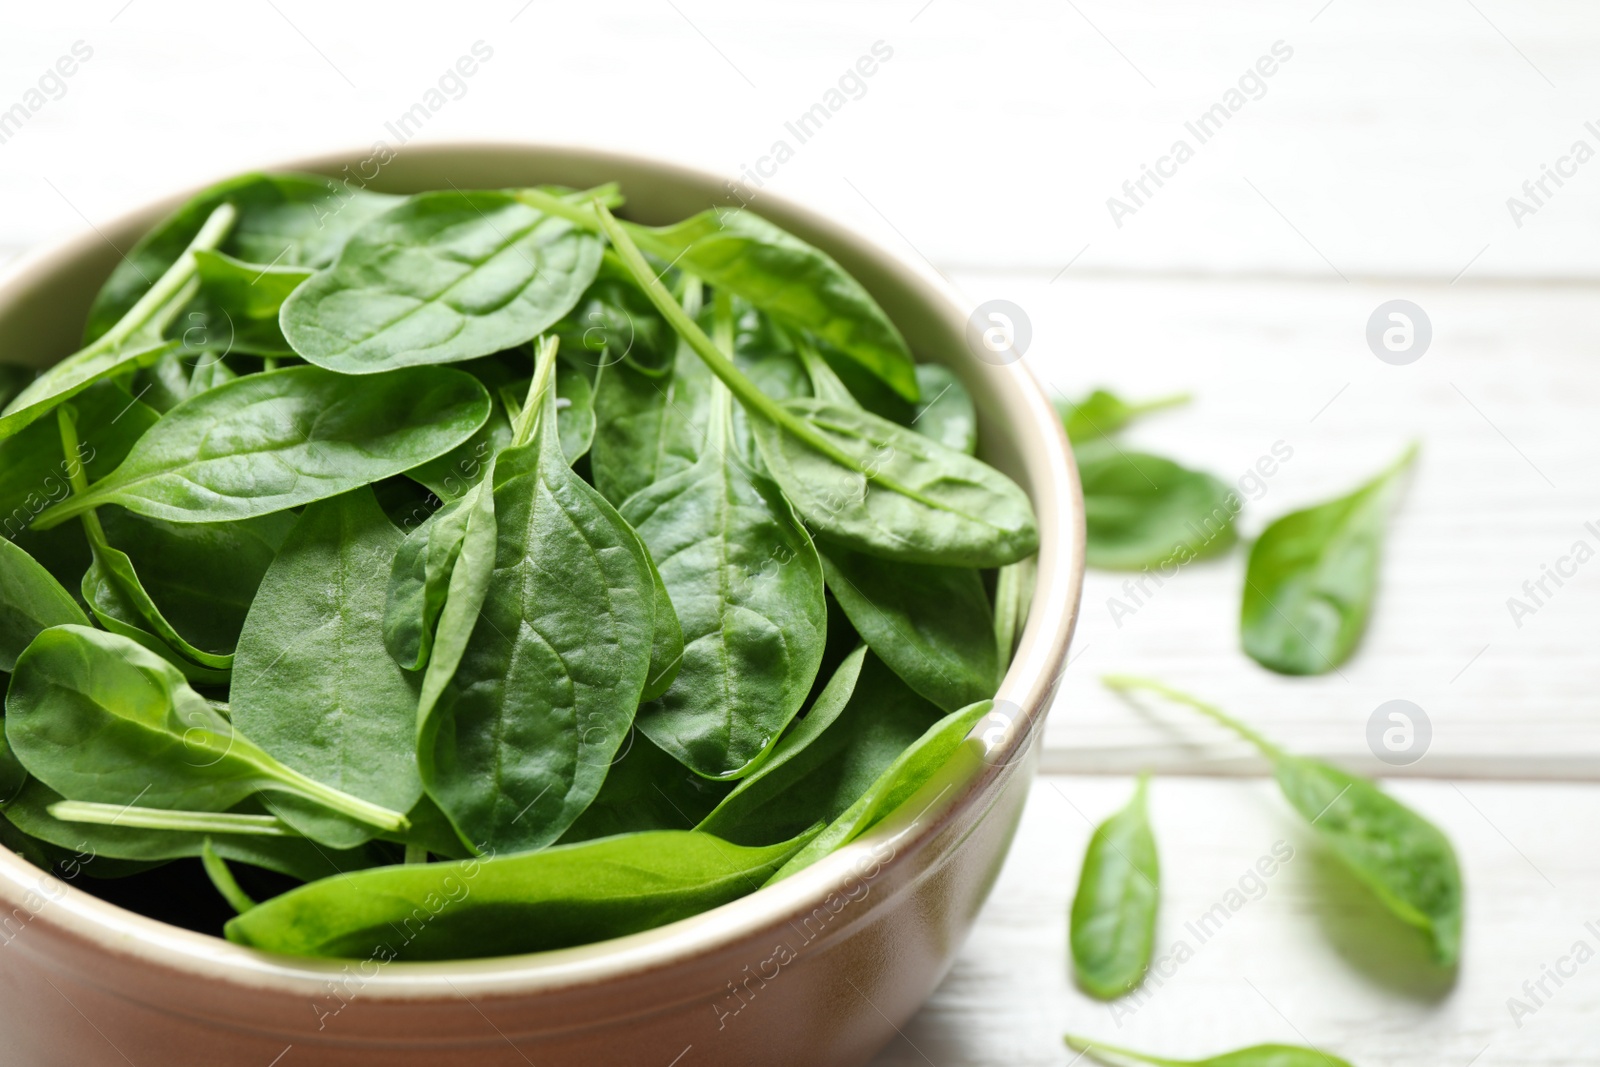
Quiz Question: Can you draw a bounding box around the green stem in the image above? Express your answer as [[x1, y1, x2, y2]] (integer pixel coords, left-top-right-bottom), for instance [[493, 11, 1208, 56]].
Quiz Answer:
[[1100, 674, 1287, 762], [201, 839, 257, 914], [512, 335, 561, 448], [48, 801, 294, 837], [78, 203, 237, 360], [404, 843, 429, 865], [266, 763, 411, 833], [262, 357, 279, 372], [1063, 1033, 1190, 1067], [592, 202, 875, 475], [56, 404, 109, 547], [1125, 391, 1192, 417]]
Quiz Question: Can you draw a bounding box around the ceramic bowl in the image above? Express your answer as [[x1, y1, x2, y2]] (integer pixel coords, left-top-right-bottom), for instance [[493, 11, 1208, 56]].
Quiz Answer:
[[0, 143, 1083, 1067]]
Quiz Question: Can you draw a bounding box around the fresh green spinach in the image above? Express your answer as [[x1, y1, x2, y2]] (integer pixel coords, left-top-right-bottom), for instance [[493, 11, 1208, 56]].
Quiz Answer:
[[1063, 1034, 1355, 1067], [1077, 441, 1237, 570], [1070, 775, 1160, 999]]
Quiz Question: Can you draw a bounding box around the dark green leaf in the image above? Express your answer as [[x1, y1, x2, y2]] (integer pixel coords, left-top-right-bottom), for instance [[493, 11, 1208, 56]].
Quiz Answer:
[[281, 190, 602, 374], [419, 353, 656, 853], [1241, 445, 1417, 675], [1070, 776, 1160, 999], [0, 538, 87, 671], [622, 385, 827, 779], [561, 729, 732, 843], [232, 489, 423, 848], [224, 828, 813, 960], [819, 545, 996, 713], [700, 647, 946, 847], [770, 698, 991, 882], [34, 365, 491, 527], [1078, 442, 1237, 570], [84, 172, 400, 344], [191, 249, 313, 357]]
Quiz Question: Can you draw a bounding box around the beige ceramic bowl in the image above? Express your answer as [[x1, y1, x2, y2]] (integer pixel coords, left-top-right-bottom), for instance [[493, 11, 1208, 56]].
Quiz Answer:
[[0, 143, 1083, 1067]]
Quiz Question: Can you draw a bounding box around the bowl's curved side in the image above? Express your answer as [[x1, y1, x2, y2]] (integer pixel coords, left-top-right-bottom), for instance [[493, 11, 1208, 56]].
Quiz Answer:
[[0, 142, 1083, 1066]]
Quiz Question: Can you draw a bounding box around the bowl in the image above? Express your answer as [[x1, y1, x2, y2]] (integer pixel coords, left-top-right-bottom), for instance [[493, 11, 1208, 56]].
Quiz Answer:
[[0, 143, 1084, 1067]]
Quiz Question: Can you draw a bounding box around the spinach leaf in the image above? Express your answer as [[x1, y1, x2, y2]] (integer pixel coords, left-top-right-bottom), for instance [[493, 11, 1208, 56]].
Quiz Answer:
[[1063, 1034, 1355, 1067], [191, 250, 313, 357], [600, 212, 1037, 565], [769, 697, 992, 882], [1241, 444, 1417, 675], [518, 189, 918, 402], [819, 546, 996, 713], [201, 839, 258, 914], [1070, 775, 1159, 999], [81, 507, 294, 669], [232, 489, 423, 848], [639, 542, 685, 703], [1056, 389, 1189, 445], [993, 555, 1036, 677], [2, 778, 387, 884], [622, 381, 827, 779], [1078, 441, 1237, 570], [281, 191, 603, 374], [1103, 676, 1462, 965], [561, 729, 732, 843], [5, 626, 409, 834], [382, 494, 472, 672], [34, 365, 491, 528], [0, 203, 238, 442], [419, 344, 657, 853], [84, 172, 400, 343], [699, 646, 947, 847], [0, 538, 88, 671], [588, 278, 712, 506], [912, 363, 977, 454], [224, 827, 814, 961]]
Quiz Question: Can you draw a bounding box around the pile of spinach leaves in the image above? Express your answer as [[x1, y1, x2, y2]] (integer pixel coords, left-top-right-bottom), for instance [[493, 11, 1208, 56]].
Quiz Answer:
[[0, 172, 1034, 961]]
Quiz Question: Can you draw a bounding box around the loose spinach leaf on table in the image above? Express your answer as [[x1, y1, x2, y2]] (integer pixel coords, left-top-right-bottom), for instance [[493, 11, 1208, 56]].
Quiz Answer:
[[770, 697, 992, 882], [5, 626, 409, 835], [912, 363, 978, 454], [518, 188, 919, 402], [225, 828, 814, 961], [1077, 441, 1237, 570], [1056, 389, 1189, 445], [819, 545, 996, 714], [33, 365, 490, 528], [1070, 775, 1160, 1000], [232, 488, 423, 848], [1241, 444, 1417, 675], [419, 343, 660, 854], [623, 378, 826, 780], [1103, 676, 1462, 966], [83, 172, 400, 344], [282, 190, 603, 374], [600, 204, 1036, 567], [1062, 1034, 1356, 1067]]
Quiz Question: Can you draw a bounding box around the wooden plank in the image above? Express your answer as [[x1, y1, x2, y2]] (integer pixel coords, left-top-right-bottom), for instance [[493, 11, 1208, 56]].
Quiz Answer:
[[872, 775, 1600, 1066]]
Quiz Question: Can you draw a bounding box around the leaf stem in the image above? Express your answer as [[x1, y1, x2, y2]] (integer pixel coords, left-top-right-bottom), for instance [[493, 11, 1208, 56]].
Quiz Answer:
[[1063, 1033, 1190, 1067], [591, 202, 870, 474], [512, 335, 561, 448], [1100, 674, 1286, 762], [47, 801, 295, 837], [201, 839, 257, 914], [1125, 391, 1192, 417], [55, 404, 110, 547]]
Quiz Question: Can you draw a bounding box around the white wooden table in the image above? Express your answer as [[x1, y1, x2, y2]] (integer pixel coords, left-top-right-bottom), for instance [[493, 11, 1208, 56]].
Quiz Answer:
[[4, 3, 1597, 1063]]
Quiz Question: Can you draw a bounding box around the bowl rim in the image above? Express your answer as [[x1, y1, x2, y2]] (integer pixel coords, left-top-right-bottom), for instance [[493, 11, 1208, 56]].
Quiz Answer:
[[0, 139, 1085, 1000]]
